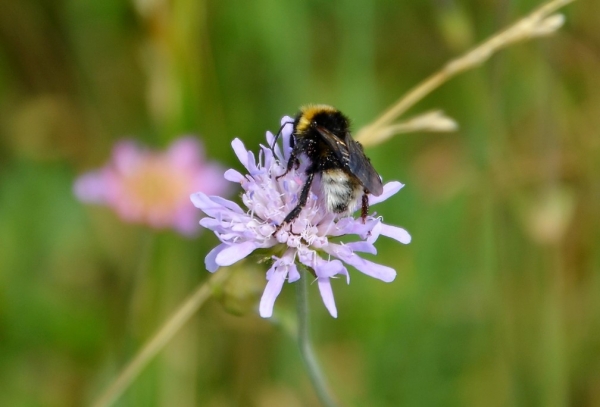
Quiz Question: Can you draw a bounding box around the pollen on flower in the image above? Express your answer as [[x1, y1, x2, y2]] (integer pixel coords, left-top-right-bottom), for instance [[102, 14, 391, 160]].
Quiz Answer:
[[191, 116, 411, 318], [75, 137, 229, 236]]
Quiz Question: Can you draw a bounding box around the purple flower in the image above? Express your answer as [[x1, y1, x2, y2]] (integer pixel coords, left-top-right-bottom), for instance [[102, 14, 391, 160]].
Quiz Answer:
[[74, 137, 229, 236], [191, 117, 411, 318]]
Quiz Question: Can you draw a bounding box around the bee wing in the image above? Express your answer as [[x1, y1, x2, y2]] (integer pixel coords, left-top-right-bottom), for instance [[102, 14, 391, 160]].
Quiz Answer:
[[315, 126, 383, 196], [345, 134, 383, 196], [315, 125, 352, 164]]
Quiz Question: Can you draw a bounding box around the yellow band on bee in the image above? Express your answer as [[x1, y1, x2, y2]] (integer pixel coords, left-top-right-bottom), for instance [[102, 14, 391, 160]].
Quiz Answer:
[[296, 104, 338, 133]]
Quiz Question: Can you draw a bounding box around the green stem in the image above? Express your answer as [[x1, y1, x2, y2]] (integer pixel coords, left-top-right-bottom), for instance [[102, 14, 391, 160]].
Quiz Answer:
[[295, 269, 340, 407]]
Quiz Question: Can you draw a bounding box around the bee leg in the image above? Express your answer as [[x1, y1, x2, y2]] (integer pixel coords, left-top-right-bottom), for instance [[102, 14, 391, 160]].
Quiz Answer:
[[272, 171, 315, 235], [361, 193, 369, 223], [276, 149, 300, 181], [287, 223, 301, 236]]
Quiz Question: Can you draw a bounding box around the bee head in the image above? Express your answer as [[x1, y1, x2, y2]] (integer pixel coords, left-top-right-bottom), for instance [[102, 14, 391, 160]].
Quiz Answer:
[[295, 105, 350, 138]]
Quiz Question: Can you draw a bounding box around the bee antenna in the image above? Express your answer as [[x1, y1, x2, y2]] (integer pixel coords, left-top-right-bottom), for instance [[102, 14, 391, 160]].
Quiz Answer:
[[271, 121, 293, 153]]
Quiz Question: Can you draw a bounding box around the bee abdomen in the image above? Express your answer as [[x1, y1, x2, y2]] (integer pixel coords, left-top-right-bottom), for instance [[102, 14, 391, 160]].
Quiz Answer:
[[321, 169, 363, 214]]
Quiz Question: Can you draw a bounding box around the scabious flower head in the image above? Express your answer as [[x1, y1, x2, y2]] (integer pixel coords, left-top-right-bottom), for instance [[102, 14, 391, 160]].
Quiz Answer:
[[74, 137, 229, 236], [191, 117, 411, 318]]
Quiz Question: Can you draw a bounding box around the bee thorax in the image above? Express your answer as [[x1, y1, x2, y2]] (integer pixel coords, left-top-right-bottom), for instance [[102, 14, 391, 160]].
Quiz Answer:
[[321, 169, 363, 214]]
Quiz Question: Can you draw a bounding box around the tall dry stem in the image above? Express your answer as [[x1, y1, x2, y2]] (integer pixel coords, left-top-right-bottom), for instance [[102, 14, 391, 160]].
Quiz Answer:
[[356, 0, 574, 146]]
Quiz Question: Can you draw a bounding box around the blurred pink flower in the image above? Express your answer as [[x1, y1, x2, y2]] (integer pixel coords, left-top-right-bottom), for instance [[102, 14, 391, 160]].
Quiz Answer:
[[74, 137, 229, 236]]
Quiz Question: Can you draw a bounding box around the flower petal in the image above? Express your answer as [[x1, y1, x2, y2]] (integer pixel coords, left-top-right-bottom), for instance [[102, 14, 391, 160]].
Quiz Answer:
[[112, 140, 142, 172], [167, 137, 203, 167], [205, 243, 227, 272], [231, 138, 249, 169], [246, 150, 258, 173], [191, 193, 246, 221], [345, 255, 396, 282], [280, 117, 294, 160], [259, 266, 286, 318], [224, 169, 245, 183], [326, 243, 396, 282], [314, 258, 346, 279], [281, 249, 300, 282], [317, 278, 338, 318], [365, 221, 382, 244], [190, 191, 211, 209], [288, 264, 300, 282], [73, 171, 108, 204], [210, 196, 245, 214], [369, 181, 404, 205], [215, 241, 257, 266], [265, 131, 285, 163], [330, 217, 380, 237], [380, 224, 411, 244], [345, 241, 377, 254]]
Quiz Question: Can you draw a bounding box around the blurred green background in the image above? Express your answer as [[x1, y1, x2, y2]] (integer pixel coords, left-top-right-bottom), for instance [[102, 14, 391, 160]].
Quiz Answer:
[[1, 0, 599, 406]]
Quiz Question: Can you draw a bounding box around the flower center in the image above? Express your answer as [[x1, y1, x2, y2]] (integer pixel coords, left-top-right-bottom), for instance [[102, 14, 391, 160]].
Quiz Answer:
[[118, 157, 192, 224]]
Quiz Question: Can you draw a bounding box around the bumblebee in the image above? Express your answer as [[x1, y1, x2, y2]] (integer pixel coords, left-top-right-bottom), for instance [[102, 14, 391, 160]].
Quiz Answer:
[[274, 104, 383, 232]]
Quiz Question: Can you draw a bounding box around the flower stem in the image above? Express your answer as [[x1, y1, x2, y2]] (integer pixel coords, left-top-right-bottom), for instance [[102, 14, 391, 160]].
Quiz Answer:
[[91, 268, 231, 407], [295, 269, 340, 407]]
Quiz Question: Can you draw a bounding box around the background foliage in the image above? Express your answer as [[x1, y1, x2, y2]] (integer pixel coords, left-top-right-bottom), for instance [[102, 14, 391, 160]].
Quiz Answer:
[[1, 0, 598, 406]]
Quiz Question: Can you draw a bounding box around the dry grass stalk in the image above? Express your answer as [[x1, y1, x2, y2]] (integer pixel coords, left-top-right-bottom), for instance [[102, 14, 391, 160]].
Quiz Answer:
[[91, 269, 231, 407], [356, 0, 574, 146], [366, 110, 458, 145]]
